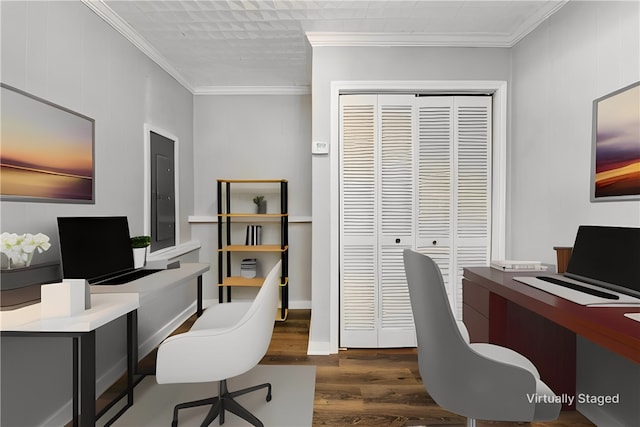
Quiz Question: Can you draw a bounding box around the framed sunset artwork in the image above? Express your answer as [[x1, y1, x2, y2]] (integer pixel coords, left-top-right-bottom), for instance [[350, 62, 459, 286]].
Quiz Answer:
[[591, 81, 640, 202], [1, 84, 95, 203]]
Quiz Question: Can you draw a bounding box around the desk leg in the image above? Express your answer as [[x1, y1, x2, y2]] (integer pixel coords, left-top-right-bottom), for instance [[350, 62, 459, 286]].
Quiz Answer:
[[73, 337, 79, 427], [80, 331, 96, 427], [197, 275, 203, 317], [127, 311, 137, 405], [100, 310, 138, 427]]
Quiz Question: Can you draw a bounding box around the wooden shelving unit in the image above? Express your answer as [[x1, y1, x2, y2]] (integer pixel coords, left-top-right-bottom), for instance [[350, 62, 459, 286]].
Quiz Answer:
[[217, 179, 289, 320], [221, 244, 288, 252]]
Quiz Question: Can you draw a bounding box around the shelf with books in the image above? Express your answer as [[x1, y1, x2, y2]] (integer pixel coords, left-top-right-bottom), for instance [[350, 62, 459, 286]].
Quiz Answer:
[[217, 179, 289, 320]]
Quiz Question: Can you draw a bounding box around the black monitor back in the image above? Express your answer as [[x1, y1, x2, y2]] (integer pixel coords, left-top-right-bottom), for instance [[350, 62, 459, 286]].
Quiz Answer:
[[57, 216, 134, 284], [565, 225, 640, 297]]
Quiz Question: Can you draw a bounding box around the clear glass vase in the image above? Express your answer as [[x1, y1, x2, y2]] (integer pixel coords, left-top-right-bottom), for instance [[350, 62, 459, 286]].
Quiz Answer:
[[6, 252, 34, 269]]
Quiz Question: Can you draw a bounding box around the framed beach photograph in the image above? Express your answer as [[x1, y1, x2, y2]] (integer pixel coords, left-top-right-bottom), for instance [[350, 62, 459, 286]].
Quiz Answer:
[[1, 83, 95, 203], [590, 81, 640, 202]]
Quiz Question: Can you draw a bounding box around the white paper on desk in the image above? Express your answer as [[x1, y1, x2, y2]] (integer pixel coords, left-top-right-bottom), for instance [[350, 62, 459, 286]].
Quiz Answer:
[[624, 313, 640, 322], [491, 259, 546, 270]]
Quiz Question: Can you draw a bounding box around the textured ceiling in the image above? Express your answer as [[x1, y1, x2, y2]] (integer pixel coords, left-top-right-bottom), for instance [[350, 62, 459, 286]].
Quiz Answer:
[[86, 1, 568, 93]]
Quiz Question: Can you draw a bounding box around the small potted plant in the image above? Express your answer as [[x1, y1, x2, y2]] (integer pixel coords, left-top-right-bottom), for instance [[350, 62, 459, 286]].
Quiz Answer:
[[253, 195, 267, 214], [131, 235, 151, 269]]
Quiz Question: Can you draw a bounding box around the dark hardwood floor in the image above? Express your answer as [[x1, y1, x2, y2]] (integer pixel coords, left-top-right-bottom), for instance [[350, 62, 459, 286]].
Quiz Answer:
[[94, 309, 595, 427]]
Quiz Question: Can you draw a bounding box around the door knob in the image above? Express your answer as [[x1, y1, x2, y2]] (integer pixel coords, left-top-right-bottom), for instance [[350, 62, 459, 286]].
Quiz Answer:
[[432, 240, 437, 245], [395, 238, 401, 244]]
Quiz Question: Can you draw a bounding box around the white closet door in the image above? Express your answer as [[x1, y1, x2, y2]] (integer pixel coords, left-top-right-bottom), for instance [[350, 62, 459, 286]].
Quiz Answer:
[[339, 95, 378, 347], [339, 94, 416, 348], [340, 94, 491, 347], [416, 96, 491, 318], [378, 95, 416, 347], [415, 97, 454, 307], [453, 97, 491, 318]]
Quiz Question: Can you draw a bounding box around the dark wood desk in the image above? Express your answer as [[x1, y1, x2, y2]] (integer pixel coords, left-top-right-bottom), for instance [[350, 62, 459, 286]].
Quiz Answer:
[[463, 267, 640, 410]]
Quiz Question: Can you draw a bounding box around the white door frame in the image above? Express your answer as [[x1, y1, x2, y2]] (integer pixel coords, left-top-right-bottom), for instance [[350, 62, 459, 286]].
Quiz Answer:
[[329, 80, 507, 354]]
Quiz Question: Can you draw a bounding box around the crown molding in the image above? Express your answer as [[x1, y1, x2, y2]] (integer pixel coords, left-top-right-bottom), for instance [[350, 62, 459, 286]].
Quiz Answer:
[[84, 0, 568, 90], [306, 31, 513, 48], [306, 0, 569, 49], [81, 0, 194, 93], [82, 0, 309, 95], [510, 0, 569, 46], [194, 86, 311, 96]]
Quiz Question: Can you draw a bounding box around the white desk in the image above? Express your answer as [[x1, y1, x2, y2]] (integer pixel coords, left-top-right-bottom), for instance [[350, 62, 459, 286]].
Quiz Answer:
[[0, 293, 139, 332], [90, 263, 210, 316], [1, 263, 209, 426], [1, 293, 139, 427]]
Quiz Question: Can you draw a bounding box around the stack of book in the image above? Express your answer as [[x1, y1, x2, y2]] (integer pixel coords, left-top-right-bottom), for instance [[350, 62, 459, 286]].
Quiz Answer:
[[241, 258, 258, 278], [490, 260, 548, 272], [245, 225, 262, 245]]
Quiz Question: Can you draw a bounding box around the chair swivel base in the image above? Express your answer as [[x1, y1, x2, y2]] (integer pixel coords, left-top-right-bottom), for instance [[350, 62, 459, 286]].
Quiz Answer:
[[171, 379, 272, 427]]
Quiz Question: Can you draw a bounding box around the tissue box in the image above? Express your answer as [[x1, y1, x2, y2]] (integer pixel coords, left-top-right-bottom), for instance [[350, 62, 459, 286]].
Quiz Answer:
[[41, 279, 89, 318]]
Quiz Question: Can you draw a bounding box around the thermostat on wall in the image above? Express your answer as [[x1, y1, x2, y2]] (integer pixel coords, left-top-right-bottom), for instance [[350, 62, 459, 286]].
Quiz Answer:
[[312, 140, 329, 154]]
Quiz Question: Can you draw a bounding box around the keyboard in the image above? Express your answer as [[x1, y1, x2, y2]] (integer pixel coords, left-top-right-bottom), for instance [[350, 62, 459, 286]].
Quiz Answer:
[[535, 276, 619, 300]]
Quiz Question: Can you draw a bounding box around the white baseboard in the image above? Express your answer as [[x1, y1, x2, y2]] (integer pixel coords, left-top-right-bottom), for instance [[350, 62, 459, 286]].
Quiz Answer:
[[202, 298, 311, 310], [289, 299, 312, 309], [307, 339, 333, 355], [41, 400, 72, 427]]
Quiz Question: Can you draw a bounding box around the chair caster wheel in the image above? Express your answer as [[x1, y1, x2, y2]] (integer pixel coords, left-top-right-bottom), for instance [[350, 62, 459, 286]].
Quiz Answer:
[[266, 394, 272, 402]]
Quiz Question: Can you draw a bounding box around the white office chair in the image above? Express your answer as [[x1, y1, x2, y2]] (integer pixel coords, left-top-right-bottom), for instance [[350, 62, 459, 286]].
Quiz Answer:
[[403, 250, 561, 427], [156, 260, 281, 427]]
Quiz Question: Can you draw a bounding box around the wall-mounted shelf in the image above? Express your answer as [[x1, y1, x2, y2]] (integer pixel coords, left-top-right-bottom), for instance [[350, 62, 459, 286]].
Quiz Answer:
[[188, 215, 310, 223], [219, 213, 288, 218], [217, 179, 289, 320]]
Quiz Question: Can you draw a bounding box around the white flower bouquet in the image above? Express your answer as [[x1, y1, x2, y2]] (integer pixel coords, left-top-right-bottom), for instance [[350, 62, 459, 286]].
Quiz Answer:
[[0, 232, 51, 269]]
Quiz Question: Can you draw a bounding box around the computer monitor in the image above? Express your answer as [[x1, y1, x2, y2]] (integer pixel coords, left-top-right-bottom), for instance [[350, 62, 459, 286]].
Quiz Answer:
[[565, 225, 640, 298], [57, 216, 134, 284]]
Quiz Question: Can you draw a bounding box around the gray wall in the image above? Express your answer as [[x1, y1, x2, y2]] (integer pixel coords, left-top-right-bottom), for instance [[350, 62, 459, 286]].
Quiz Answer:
[[2, 0, 638, 424], [309, 46, 512, 353], [192, 94, 312, 306], [509, 0, 640, 262], [1, 2, 195, 425], [308, 0, 640, 356]]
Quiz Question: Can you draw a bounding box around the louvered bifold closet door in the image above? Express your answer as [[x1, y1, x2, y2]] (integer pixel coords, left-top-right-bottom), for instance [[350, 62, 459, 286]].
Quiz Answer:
[[453, 97, 491, 318], [415, 97, 455, 309], [340, 94, 491, 346], [378, 95, 416, 347], [340, 95, 378, 347], [416, 96, 491, 319]]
